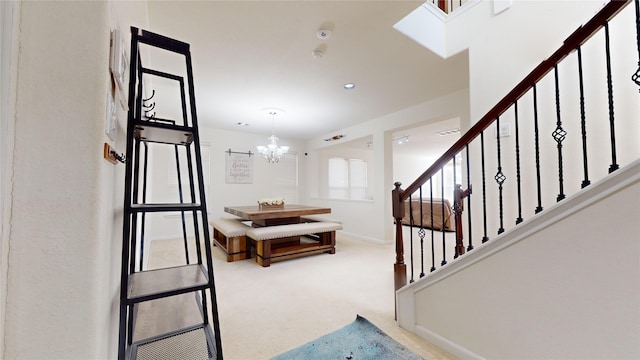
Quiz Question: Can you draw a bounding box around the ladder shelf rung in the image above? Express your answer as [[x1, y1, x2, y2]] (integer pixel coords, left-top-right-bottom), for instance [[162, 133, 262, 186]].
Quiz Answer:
[[129, 323, 217, 360], [127, 264, 209, 303], [134, 121, 194, 145], [132, 293, 206, 343], [134, 27, 190, 55], [130, 203, 202, 213]]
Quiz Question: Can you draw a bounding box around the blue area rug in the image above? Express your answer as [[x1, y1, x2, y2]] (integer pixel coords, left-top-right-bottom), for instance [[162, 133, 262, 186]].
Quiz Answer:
[[270, 315, 424, 360]]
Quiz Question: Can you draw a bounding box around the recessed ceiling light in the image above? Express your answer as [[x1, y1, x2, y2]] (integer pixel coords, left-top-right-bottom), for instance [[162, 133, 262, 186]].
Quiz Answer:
[[344, 83, 355, 90], [393, 135, 409, 144], [436, 128, 460, 136]]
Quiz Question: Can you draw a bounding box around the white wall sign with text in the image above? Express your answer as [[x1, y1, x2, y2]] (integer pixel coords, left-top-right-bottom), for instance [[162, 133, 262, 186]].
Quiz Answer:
[[225, 152, 253, 184]]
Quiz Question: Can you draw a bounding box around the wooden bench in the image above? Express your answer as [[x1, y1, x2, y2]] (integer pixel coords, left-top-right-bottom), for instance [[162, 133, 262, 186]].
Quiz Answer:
[[246, 222, 342, 267], [209, 218, 252, 262]]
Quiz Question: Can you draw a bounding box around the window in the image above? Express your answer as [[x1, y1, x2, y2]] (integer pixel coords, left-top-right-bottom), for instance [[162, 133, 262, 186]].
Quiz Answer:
[[328, 157, 368, 200], [430, 160, 461, 201], [271, 152, 298, 204]]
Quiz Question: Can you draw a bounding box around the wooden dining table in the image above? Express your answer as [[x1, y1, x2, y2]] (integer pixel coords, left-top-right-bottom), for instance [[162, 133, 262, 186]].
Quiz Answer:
[[224, 204, 331, 227]]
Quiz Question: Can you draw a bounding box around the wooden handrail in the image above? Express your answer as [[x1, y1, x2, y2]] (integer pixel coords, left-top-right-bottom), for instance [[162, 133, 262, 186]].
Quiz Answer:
[[392, 1, 632, 309], [399, 0, 630, 202]]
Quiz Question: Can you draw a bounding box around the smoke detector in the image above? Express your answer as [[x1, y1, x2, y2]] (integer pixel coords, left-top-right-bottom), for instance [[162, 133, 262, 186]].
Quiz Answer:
[[317, 29, 332, 40], [312, 48, 325, 59]]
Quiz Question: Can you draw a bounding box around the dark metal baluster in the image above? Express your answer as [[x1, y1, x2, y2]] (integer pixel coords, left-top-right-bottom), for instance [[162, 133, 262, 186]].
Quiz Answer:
[[514, 101, 523, 225], [632, 0, 640, 89], [552, 65, 567, 202], [577, 46, 591, 188], [429, 179, 436, 272], [495, 117, 506, 234], [465, 144, 473, 251], [418, 187, 426, 278], [481, 131, 489, 243], [408, 194, 415, 283], [533, 84, 544, 213], [452, 155, 460, 259], [441, 169, 447, 266], [604, 22, 619, 173]]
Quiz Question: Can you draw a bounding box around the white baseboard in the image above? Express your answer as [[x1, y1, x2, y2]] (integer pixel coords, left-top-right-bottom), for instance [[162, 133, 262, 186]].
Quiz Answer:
[[415, 325, 485, 360], [338, 230, 391, 245]]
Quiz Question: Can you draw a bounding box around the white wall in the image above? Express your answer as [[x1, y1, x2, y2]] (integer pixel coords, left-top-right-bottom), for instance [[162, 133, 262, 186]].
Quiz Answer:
[[143, 126, 304, 241], [0, 1, 18, 356], [105, 2, 150, 359], [304, 88, 469, 243], [464, 1, 606, 119], [462, 0, 640, 243], [399, 159, 640, 359], [393, 153, 438, 190], [2, 1, 148, 359]]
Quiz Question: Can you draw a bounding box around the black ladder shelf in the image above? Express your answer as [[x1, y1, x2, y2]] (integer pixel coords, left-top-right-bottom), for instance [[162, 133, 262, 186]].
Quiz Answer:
[[118, 27, 222, 360]]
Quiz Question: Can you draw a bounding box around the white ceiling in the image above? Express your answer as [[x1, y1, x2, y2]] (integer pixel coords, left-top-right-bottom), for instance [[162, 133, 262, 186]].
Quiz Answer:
[[145, 1, 469, 140], [331, 116, 460, 153]]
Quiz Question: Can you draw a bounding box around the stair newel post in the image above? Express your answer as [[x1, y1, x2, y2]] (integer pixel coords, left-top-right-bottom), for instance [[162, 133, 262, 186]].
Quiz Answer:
[[392, 182, 407, 300], [453, 184, 466, 257]]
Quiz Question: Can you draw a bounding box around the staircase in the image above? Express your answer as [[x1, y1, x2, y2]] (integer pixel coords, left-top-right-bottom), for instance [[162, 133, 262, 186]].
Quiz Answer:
[[397, 160, 640, 358], [392, 1, 640, 358]]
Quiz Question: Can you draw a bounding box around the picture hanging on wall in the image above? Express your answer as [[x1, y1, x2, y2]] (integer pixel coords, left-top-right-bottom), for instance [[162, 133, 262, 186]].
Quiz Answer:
[[109, 29, 128, 110], [225, 149, 253, 184]]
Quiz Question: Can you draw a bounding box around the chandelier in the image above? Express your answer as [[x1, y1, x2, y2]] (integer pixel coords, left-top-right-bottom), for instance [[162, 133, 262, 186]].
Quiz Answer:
[[256, 111, 289, 163]]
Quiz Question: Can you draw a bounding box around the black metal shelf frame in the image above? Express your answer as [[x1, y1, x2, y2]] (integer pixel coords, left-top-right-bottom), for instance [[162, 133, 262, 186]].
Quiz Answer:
[[117, 27, 223, 360]]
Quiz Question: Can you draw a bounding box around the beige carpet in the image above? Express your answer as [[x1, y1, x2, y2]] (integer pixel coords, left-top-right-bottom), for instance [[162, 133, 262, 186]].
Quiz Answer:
[[147, 230, 456, 360]]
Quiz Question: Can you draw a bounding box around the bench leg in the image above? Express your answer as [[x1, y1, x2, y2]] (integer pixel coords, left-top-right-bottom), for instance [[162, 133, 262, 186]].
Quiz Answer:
[[318, 231, 336, 254], [256, 240, 272, 267], [227, 235, 251, 262], [213, 228, 251, 262]]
